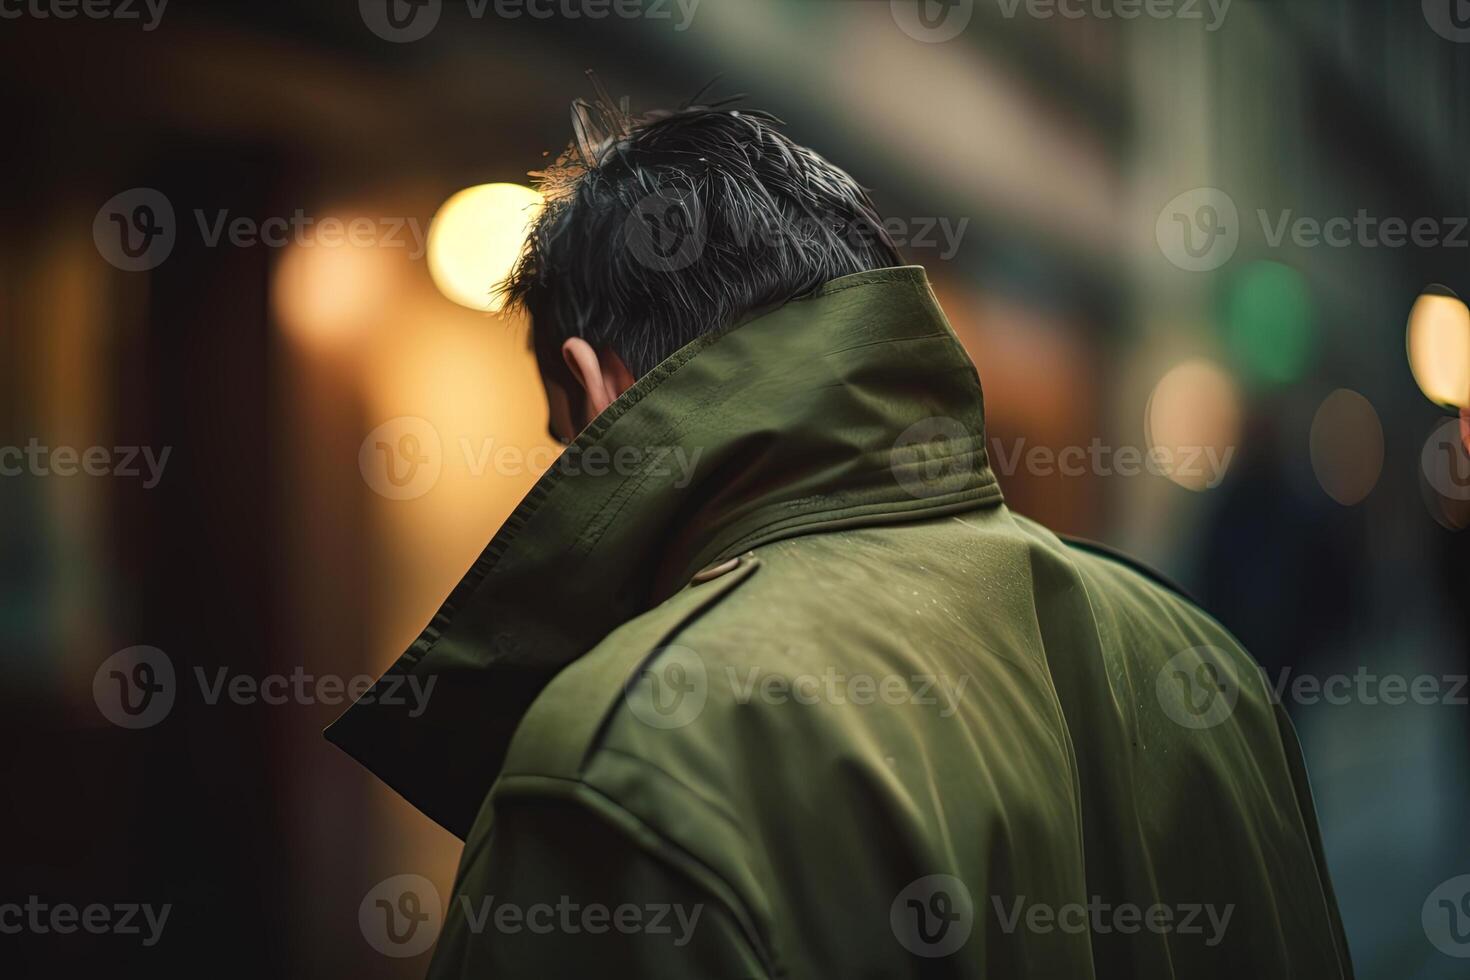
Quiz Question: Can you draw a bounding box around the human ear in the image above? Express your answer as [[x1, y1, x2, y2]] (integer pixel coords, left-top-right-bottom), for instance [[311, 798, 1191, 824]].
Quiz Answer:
[[600, 348, 636, 402], [560, 338, 634, 420]]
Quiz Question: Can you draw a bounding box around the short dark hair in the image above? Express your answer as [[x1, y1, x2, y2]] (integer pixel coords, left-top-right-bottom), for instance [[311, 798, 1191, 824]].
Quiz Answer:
[[502, 85, 903, 377]]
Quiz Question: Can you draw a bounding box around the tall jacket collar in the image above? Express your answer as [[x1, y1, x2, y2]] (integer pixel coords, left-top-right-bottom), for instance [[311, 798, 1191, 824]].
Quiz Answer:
[[325, 266, 1004, 836]]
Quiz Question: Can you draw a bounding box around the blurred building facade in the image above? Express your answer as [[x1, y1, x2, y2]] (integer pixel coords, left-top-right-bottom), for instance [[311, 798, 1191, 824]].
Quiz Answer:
[[2, 1, 1467, 976]]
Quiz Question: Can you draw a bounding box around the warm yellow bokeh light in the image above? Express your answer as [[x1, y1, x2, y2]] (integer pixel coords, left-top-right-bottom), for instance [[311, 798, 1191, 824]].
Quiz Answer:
[[1145, 358, 1242, 492], [1407, 291, 1470, 409], [427, 183, 542, 312], [272, 233, 402, 348]]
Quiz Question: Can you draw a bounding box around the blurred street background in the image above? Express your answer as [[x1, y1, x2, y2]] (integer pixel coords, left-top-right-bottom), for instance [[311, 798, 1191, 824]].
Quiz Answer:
[[2, 0, 1468, 976]]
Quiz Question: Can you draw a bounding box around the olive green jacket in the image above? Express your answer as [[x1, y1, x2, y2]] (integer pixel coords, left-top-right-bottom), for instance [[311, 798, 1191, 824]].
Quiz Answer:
[[327, 267, 1352, 978]]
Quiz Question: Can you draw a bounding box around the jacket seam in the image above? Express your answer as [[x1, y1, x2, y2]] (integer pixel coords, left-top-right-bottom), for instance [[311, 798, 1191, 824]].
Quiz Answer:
[[574, 558, 761, 777], [714, 483, 1004, 563], [821, 330, 951, 357], [492, 772, 782, 979], [594, 745, 754, 845]]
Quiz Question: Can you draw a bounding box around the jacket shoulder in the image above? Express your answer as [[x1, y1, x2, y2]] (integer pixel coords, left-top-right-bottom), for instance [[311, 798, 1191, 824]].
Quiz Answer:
[[497, 552, 761, 787], [1060, 534, 1198, 605], [490, 552, 783, 964]]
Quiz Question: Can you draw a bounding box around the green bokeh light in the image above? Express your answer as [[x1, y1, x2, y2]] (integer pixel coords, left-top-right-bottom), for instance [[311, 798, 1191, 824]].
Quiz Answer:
[[1221, 261, 1315, 385]]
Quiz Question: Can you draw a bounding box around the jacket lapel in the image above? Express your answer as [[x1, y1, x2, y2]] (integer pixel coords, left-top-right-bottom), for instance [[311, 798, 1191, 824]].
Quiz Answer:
[[325, 266, 1003, 837]]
